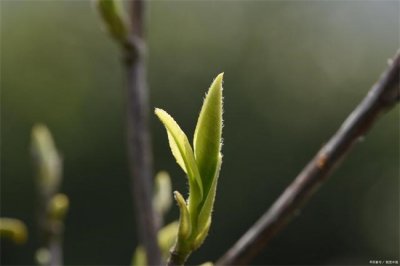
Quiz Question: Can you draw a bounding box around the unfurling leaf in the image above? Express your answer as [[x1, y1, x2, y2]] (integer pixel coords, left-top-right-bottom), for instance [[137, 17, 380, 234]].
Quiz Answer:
[[197, 153, 222, 235], [155, 73, 224, 264], [194, 73, 223, 194], [174, 191, 192, 240], [154, 108, 203, 201], [192, 217, 211, 250]]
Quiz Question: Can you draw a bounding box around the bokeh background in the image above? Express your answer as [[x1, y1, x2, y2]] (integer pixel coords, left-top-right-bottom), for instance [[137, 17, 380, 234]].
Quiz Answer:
[[1, 1, 399, 265]]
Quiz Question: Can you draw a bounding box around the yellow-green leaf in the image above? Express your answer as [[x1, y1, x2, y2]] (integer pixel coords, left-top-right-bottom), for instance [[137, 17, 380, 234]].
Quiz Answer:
[[197, 154, 222, 235], [193, 73, 223, 194], [174, 191, 192, 240], [155, 108, 203, 199], [192, 217, 211, 250]]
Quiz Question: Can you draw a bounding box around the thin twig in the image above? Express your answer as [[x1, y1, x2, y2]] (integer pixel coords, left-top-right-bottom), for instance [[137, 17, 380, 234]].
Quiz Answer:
[[125, 0, 162, 265], [217, 52, 400, 265]]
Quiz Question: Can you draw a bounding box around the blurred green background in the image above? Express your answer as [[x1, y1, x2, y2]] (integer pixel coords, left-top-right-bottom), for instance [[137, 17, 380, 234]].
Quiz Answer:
[[1, 1, 399, 265]]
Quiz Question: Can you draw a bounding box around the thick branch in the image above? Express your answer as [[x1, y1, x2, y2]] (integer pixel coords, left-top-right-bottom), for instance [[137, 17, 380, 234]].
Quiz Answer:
[[125, 1, 162, 265], [217, 52, 400, 265]]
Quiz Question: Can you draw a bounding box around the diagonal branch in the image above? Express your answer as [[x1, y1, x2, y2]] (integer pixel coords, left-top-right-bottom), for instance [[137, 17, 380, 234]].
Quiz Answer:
[[125, 1, 162, 265], [216, 51, 400, 265]]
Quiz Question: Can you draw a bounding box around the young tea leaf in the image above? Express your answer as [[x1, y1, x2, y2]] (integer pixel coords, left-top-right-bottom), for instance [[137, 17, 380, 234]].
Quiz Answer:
[[197, 154, 222, 234], [193, 73, 223, 194], [155, 73, 225, 265], [174, 191, 192, 240], [154, 108, 203, 200], [192, 217, 211, 250]]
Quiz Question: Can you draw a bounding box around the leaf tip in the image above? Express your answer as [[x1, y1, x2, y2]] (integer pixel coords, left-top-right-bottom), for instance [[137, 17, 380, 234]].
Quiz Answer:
[[214, 72, 224, 89], [173, 190, 185, 204], [154, 108, 167, 121], [173, 191, 192, 240]]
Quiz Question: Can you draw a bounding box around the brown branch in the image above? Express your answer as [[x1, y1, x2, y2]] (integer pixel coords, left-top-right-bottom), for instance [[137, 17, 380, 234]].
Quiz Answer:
[[125, 1, 162, 265], [216, 51, 400, 265]]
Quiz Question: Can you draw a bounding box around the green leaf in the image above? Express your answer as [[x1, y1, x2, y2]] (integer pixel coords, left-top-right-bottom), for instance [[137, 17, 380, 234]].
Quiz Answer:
[[197, 154, 222, 234], [192, 217, 211, 250], [193, 73, 223, 195], [155, 108, 203, 200], [174, 191, 192, 240], [155, 73, 225, 264]]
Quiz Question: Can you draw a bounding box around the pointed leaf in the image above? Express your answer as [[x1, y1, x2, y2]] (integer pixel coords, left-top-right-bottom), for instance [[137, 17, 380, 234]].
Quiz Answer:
[[174, 191, 192, 240], [197, 154, 222, 234], [167, 130, 188, 174], [155, 108, 203, 199], [192, 217, 211, 250], [193, 73, 224, 194]]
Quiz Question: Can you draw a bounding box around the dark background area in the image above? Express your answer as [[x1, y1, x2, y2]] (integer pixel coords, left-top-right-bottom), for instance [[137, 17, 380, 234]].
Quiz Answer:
[[1, 1, 399, 265]]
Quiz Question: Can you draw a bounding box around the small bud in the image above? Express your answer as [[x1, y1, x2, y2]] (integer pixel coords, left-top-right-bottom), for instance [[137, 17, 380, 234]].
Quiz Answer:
[[153, 171, 172, 216], [31, 124, 62, 197], [36, 248, 51, 266], [174, 191, 191, 240], [0, 218, 28, 244], [199, 262, 214, 266], [48, 193, 69, 221]]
